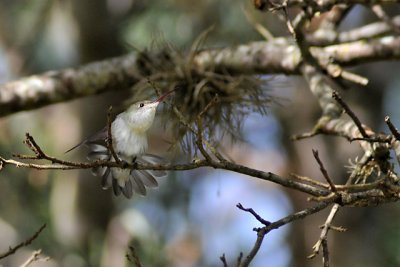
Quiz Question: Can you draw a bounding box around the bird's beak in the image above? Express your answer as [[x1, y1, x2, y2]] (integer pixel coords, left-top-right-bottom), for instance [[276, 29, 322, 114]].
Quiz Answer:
[[154, 89, 175, 103]]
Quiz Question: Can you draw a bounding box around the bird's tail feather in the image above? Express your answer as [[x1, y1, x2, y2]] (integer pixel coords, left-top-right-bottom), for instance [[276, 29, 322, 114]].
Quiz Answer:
[[87, 143, 167, 198]]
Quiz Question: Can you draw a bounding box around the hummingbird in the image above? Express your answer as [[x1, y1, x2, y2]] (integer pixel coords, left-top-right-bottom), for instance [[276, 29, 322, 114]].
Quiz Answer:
[[66, 90, 174, 198]]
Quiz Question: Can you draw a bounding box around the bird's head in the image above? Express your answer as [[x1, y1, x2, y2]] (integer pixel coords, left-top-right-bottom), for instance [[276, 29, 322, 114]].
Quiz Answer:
[[125, 89, 174, 133]]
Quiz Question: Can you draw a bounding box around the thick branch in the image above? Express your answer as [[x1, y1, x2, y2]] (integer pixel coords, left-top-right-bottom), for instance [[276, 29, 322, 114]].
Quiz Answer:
[[0, 53, 141, 117], [2, 35, 400, 117], [308, 14, 400, 45]]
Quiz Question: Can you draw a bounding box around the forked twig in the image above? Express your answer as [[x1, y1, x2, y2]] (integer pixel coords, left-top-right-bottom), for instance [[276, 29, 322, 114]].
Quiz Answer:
[[19, 250, 50, 267], [308, 204, 341, 260], [239, 202, 333, 267], [237, 203, 271, 226], [372, 5, 400, 34], [220, 254, 229, 267]]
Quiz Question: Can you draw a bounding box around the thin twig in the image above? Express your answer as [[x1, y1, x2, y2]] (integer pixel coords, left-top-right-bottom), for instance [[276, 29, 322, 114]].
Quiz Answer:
[[0, 147, 331, 197], [291, 131, 319, 140], [106, 106, 121, 164], [290, 173, 330, 189], [328, 225, 347, 232], [349, 136, 391, 143], [196, 117, 213, 162], [236, 203, 271, 226], [321, 239, 330, 267], [243, 7, 274, 41], [240, 202, 332, 267], [385, 116, 400, 141], [195, 94, 220, 162], [19, 250, 50, 267], [308, 204, 340, 259], [372, 5, 400, 35], [332, 91, 369, 138], [312, 149, 337, 192], [283, 6, 296, 37], [236, 252, 243, 267], [325, 63, 369, 85], [198, 94, 219, 118], [0, 224, 46, 260], [172, 105, 226, 162], [220, 254, 229, 267], [126, 246, 142, 267], [24, 133, 45, 157], [240, 227, 267, 267]]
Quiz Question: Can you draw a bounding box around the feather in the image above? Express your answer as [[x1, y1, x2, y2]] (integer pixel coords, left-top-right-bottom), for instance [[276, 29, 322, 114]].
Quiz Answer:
[[122, 179, 133, 198], [148, 169, 167, 178], [132, 169, 158, 188], [138, 155, 167, 177], [112, 178, 122, 196], [91, 165, 107, 176], [76, 126, 169, 198], [130, 173, 147, 196], [65, 127, 108, 153], [101, 168, 112, 189], [141, 154, 166, 164], [88, 151, 110, 161]]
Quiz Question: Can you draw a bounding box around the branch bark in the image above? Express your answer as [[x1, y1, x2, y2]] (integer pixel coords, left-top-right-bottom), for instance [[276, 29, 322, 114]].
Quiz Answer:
[[1, 35, 400, 117]]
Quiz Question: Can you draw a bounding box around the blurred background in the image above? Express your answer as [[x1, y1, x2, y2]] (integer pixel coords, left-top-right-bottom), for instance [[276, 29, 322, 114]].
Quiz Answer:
[[0, 1, 400, 266]]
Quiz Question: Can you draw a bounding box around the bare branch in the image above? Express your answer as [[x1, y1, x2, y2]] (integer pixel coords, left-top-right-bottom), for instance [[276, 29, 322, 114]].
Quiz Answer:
[[0, 224, 46, 260], [1, 34, 400, 117], [126, 246, 142, 267], [195, 95, 219, 162], [312, 149, 337, 192], [19, 250, 50, 267], [106, 106, 121, 164], [308, 14, 400, 45], [385, 116, 400, 141], [371, 5, 400, 34], [321, 239, 330, 267], [236, 203, 271, 226], [220, 254, 229, 267], [0, 133, 330, 197], [240, 202, 333, 267], [332, 91, 369, 138], [236, 252, 243, 267], [308, 204, 340, 260], [0, 53, 142, 117]]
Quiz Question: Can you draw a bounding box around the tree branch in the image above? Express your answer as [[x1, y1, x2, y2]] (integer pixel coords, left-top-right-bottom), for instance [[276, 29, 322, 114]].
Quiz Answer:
[[0, 224, 46, 260], [1, 35, 400, 117], [239, 202, 333, 267]]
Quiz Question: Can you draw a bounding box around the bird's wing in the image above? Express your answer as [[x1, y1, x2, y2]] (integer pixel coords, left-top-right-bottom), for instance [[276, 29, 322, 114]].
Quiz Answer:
[[65, 126, 108, 153], [138, 154, 168, 178], [77, 130, 168, 198]]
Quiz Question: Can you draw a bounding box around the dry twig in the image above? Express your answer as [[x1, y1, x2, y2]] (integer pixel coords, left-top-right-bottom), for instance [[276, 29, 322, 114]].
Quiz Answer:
[[312, 150, 337, 192], [385, 116, 400, 141], [126, 246, 142, 267], [332, 91, 369, 138], [220, 254, 229, 267], [0, 224, 46, 260], [19, 250, 50, 267], [106, 106, 121, 164], [238, 202, 333, 267]]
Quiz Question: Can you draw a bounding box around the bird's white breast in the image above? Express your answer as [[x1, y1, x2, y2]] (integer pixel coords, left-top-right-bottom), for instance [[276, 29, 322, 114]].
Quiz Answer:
[[111, 114, 148, 158]]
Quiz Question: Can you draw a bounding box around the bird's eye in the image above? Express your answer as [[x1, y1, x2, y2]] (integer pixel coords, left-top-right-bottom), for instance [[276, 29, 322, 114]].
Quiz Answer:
[[139, 103, 144, 108]]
